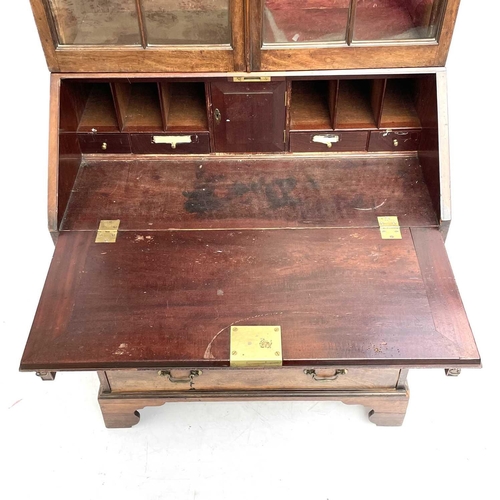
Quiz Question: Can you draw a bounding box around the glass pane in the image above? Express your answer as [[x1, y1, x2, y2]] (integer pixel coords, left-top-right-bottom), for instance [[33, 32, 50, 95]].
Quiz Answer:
[[263, 0, 350, 44], [353, 0, 446, 41], [48, 0, 141, 45], [142, 0, 230, 45]]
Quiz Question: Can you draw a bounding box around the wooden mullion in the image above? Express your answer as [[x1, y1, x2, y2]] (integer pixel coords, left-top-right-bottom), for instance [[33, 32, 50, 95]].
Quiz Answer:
[[135, 0, 147, 48], [231, 0, 246, 71], [346, 0, 357, 45], [249, 0, 263, 71]]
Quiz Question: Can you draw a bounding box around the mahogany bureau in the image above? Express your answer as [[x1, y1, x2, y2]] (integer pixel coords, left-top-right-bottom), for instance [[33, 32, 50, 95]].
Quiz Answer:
[[21, 0, 480, 427]]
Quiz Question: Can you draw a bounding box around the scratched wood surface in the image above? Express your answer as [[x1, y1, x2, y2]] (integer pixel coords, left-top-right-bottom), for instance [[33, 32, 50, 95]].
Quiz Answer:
[[61, 156, 437, 231], [20, 228, 480, 371]]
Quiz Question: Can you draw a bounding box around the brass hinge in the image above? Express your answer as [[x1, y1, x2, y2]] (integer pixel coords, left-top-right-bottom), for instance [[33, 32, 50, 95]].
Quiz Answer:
[[377, 216, 402, 240], [230, 326, 282, 367], [232, 76, 271, 82], [95, 220, 120, 243]]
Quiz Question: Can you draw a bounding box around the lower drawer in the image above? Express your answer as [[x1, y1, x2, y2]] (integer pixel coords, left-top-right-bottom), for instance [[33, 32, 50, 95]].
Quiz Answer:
[[78, 133, 131, 154], [106, 367, 400, 392], [290, 131, 368, 152], [130, 133, 210, 154]]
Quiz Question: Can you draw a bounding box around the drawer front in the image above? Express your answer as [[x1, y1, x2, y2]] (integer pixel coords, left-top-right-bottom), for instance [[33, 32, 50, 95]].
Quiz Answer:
[[290, 131, 368, 152], [368, 130, 421, 152], [106, 367, 400, 392], [130, 133, 210, 154], [78, 134, 131, 154]]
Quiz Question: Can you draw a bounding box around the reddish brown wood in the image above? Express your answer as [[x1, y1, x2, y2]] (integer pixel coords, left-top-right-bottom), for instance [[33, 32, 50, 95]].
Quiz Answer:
[[290, 131, 368, 152], [371, 78, 386, 129], [290, 80, 333, 131], [368, 130, 421, 152], [121, 83, 163, 132], [78, 134, 131, 154], [165, 83, 208, 132], [411, 228, 480, 362], [57, 133, 81, 229], [130, 134, 210, 154], [230, 0, 246, 71], [60, 156, 438, 231], [21, 227, 479, 371], [416, 74, 441, 221], [336, 80, 377, 130], [98, 386, 410, 428], [78, 83, 120, 132], [211, 80, 286, 152], [380, 79, 421, 129]]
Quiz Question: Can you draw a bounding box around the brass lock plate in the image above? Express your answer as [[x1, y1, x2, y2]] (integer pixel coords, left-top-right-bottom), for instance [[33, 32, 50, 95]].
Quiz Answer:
[[230, 326, 282, 367]]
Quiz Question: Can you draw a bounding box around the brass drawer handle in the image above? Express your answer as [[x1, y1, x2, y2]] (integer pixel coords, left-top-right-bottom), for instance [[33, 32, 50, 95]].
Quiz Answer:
[[312, 134, 340, 148], [303, 368, 348, 382], [157, 369, 202, 384], [152, 135, 193, 149]]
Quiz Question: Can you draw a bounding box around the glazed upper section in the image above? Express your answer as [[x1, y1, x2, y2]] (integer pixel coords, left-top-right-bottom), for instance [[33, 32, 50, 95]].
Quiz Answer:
[[31, 0, 461, 72]]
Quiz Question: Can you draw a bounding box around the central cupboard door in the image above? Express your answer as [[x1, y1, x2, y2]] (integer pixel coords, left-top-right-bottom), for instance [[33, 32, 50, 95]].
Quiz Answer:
[[211, 81, 286, 152]]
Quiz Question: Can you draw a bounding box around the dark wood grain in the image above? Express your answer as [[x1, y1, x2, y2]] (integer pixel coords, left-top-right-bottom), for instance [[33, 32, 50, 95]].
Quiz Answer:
[[130, 134, 210, 154], [336, 80, 377, 130], [166, 83, 208, 132], [122, 83, 163, 132], [290, 131, 368, 152], [78, 83, 120, 132], [21, 228, 480, 371], [290, 80, 333, 131], [411, 227, 480, 363], [211, 81, 286, 152], [29, 0, 461, 73], [415, 74, 441, 221], [98, 387, 410, 428], [368, 130, 421, 152], [57, 133, 82, 230], [380, 78, 421, 129], [61, 156, 438, 231], [78, 134, 132, 154]]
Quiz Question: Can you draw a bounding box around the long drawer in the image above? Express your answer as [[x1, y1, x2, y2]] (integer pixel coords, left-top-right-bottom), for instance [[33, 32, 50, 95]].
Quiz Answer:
[[106, 367, 401, 392]]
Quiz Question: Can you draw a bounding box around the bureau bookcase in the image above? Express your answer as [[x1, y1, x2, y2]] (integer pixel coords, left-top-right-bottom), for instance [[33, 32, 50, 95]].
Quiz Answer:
[[21, 0, 480, 427]]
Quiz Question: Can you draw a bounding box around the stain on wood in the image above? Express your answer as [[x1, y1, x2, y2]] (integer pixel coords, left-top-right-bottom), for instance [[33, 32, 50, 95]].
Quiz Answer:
[[61, 156, 438, 230]]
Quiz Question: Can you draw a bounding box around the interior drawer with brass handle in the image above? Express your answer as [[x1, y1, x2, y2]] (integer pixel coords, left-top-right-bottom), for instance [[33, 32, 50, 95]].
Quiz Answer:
[[368, 130, 421, 152], [130, 133, 210, 154], [105, 367, 401, 393], [290, 131, 368, 152], [78, 133, 131, 154]]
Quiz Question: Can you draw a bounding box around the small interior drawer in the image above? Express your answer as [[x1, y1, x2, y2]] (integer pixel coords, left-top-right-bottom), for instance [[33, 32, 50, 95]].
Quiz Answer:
[[130, 133, 210, 154], [78, 133, 131, 154], [290, 131, 368, 152], [106, 367, 401, 393], [368, 130, 421, 152]]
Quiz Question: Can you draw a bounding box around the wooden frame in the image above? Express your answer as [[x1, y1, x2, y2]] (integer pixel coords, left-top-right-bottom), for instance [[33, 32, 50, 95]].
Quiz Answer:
[[30, 0, 246, 72], [251, 0, 460, 71], [30, 0, 461, 72]]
